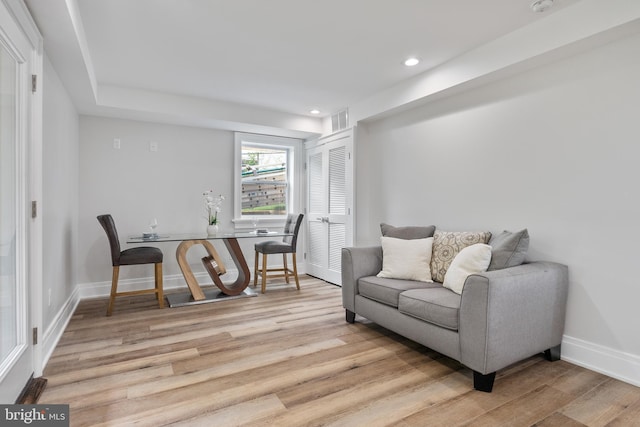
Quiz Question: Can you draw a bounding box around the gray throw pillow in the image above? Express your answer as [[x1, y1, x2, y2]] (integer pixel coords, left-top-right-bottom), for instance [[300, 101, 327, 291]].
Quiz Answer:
[[380, 223, 436, 240], [488, 229, 530, 271]]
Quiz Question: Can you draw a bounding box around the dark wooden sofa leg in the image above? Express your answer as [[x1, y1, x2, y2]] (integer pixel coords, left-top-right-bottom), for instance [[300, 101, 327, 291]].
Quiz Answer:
[[345, 309, 355, 324], [473, 371, 496, 392], [544, 344, 561, 362]]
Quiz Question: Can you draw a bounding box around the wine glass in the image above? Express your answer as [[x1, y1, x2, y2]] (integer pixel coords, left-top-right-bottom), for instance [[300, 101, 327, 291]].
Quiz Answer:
[[252, 216, 259, 232], [149, 218, 158, 235]]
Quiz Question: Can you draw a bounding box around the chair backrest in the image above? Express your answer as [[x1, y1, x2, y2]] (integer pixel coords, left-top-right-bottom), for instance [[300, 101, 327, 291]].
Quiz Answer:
[[283, 213, 304, 251], [97, 214, 121, 266]]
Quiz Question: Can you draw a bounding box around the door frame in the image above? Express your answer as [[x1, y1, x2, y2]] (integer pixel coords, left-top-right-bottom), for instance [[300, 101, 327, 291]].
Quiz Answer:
[[0, 0, 43, 403]]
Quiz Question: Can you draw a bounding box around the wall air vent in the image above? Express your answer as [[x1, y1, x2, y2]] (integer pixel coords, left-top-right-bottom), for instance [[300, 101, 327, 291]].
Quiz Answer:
[[331, 109, 349, 133]]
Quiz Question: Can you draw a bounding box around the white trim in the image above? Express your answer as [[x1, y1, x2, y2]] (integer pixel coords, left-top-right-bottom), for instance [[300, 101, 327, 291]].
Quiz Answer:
[[76, 273, 209, 300], [74, 261, 309, 302], [562, 335, 640, 387], [304, 127, 352, 150], [41, 286, 80, 369], [233, 132, 304, 228], [0, 0, 44, 401]]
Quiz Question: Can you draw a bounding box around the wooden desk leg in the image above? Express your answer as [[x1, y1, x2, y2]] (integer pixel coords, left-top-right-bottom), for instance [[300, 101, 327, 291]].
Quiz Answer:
[[215, 238, 251, 296], [205, 238, 251, 296], [176, 240, 226, 301], [176, 238, 251, 299]]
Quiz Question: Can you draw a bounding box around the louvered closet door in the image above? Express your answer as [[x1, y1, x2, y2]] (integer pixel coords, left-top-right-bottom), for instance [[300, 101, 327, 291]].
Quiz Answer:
[[305, 130, 353, 285]]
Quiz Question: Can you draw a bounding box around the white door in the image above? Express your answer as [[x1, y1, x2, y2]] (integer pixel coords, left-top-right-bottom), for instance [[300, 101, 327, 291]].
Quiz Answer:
[[0, 3, 36, 403], [306, 129, 353, 285]]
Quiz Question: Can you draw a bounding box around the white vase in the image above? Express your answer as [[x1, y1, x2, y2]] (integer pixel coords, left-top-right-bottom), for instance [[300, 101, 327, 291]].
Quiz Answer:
[[207, 224, 218, 235]]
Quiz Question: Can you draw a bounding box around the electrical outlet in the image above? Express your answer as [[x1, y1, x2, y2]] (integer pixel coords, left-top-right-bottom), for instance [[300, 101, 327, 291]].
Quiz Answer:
[[149, 141, 158, 152], [113, 138, 121, 149]]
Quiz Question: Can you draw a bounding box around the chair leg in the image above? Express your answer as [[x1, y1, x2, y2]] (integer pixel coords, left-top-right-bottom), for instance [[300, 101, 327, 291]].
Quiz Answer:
[[254, 251, 259, 287], [261, 253, 268, 294], [107, 265, 120, 316], [283, 254, 290, 283], [291, 252, 300, 290], [155, 262, 164, 308]]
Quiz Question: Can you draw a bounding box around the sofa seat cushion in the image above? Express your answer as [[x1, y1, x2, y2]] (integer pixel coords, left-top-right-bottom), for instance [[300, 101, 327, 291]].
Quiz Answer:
[[358, 276, 438, 308], [398, 288, 461, 331]]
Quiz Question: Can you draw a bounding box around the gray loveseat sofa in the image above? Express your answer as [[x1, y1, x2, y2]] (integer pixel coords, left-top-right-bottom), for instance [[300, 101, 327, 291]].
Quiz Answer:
[[341, 224, 569, 392]]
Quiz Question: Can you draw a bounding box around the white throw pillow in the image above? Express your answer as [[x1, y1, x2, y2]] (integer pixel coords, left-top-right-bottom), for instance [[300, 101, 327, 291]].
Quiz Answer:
[[442, 243, 492, 294], [377, 236, 433, 282]]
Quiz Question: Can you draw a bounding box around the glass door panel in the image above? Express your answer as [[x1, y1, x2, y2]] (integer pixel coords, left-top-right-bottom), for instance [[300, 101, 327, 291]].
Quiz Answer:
[[0, 5, 33, 401], [0, 40, 19, 369]]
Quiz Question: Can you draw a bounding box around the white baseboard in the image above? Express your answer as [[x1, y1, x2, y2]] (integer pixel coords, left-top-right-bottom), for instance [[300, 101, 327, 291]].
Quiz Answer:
[[76, 272, 214, 299], [73, 265, 309, 299], [41, 286, 80, 369], [562, 335, 640, 387]]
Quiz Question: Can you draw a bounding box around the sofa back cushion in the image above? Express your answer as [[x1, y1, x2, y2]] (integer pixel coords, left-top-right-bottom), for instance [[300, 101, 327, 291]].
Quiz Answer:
[[488, 229, 529, 271], [430, 230, 491, 283], [380, 223, 436, 240]]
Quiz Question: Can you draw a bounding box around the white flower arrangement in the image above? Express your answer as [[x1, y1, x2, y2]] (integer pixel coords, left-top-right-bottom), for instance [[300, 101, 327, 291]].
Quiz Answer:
[[203, 191, 225, 225]]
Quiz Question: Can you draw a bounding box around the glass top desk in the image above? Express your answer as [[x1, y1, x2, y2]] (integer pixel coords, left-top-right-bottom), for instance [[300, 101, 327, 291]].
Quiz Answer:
[[127, 231, 291, 307]]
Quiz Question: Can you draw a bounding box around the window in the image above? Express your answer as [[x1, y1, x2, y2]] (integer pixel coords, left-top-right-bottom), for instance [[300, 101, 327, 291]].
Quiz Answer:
[[242, 146, 287, 216], [234, 133, 302, 228]]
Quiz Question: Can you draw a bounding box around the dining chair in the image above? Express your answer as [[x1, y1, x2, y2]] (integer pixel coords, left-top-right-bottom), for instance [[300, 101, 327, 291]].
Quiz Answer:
[[254, 213, 304, 293], [97, 214, 164, 316]]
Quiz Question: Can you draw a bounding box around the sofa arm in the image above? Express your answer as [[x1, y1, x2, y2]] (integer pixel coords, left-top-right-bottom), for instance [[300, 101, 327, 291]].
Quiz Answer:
[[341, 246, 383, 312], [459, 261, 569, 375]]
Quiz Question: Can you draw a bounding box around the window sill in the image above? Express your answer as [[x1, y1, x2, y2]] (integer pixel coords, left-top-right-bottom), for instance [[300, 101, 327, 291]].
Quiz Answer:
[[232, 217, 286, 232]]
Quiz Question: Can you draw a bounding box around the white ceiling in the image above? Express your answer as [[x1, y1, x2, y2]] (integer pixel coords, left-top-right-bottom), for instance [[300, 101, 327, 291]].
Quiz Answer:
[[74, 0, 578, 115], [22, 0, 639, 138]]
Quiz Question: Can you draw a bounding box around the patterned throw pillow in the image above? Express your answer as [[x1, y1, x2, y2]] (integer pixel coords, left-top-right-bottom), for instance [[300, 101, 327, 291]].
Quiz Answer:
[[430, 230, 492, 283]]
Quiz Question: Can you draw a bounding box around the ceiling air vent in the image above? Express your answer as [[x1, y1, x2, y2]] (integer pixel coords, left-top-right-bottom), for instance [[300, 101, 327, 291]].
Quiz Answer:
[[331, 109, 349, 133]]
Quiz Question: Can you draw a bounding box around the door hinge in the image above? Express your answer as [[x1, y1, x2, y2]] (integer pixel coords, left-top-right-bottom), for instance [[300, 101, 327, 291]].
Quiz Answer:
[[33, 327, 38, 345], [31, 201, 37, 218], [304, 252, 307, 260], [32, 75, 37, 93]]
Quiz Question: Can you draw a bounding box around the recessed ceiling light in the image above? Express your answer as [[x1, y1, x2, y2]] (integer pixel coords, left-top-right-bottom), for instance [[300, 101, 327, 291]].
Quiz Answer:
[[404, 57, 420, 67], [530, 0, 554, 13], [310, 109, 320, 115]]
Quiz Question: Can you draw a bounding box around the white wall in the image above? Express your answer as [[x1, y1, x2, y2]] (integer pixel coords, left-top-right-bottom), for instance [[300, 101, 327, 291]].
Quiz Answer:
[[78, 116, 256, 292], [42, 54, 79, 333], [355, 31, 640, 385]]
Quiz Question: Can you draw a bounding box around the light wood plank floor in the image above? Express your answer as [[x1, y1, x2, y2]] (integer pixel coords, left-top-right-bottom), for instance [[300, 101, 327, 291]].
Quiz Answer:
[[40, 276, 640, 426]]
